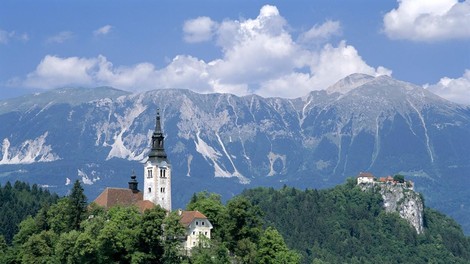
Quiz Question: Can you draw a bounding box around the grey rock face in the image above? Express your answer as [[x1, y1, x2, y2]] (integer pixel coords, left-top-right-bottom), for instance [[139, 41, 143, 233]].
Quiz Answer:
[[360, 182, 424, 234]]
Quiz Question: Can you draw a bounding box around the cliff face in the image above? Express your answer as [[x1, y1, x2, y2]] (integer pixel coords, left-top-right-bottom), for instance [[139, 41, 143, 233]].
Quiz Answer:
[[360, 183, 424, 234]]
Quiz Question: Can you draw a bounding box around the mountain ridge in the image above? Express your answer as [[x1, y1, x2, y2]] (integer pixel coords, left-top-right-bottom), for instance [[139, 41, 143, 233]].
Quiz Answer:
[[1, 74, 470, 232]]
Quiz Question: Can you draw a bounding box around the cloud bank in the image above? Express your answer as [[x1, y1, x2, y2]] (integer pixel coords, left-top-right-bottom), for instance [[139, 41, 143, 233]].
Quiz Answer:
[[383, 0, 470, 41], [17, 5, 389, 98]]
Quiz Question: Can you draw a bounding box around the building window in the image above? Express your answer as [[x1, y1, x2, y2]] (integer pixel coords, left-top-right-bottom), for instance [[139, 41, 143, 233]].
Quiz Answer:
[[205, 232, 207, 236], [192, 231, 195, 235], [147, 169, 153, 178], [202, 221, 205, 226], [196, 221, 199, 226], [148, 187, 151, 193]]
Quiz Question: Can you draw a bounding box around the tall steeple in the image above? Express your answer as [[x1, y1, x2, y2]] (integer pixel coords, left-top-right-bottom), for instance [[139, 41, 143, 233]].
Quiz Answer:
[[144, 109, 172, 211], [148, 109, 167, 162]]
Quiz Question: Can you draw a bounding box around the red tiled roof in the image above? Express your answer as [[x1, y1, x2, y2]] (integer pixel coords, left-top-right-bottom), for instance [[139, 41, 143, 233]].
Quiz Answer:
[[93, 188, 150, 211], [93, 188, 158, 213], [135, 200, 156, 212], [358, 172, 375, 178], [179, 210, 208, 227]]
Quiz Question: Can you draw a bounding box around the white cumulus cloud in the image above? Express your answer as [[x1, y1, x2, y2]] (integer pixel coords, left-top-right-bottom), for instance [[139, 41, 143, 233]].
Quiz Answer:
[[17, 5, 390, 99], [93, 25, 113, 36], [383, 0, 470, 41], [24, 55, 97, 88], [425, 70, 470, 105], [183, 17, 218, 43]]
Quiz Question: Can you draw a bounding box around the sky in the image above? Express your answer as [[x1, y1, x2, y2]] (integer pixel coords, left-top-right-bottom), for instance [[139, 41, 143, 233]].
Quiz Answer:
[[1, 0, 469, 104]]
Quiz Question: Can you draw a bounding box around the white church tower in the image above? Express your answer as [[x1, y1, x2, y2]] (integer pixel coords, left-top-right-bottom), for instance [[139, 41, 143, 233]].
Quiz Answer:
[[144, 110, 172, 211]]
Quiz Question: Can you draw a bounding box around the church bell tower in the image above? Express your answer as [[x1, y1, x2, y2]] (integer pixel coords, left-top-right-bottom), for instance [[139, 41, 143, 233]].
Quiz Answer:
[[143, 109, 171, 211]]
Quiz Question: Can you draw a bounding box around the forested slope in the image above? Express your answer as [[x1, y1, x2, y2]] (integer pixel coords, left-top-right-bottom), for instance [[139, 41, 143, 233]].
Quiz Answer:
[[242, 180, 470, 263], [0, 181, 58, 244], [2, 179, 470, 263]]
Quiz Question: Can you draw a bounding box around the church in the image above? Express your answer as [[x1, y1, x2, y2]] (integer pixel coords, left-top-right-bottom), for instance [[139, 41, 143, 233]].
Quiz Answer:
[[93, 110, 212, 250]]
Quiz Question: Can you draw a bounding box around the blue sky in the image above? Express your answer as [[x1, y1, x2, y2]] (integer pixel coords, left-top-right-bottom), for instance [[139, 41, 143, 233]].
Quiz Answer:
[[1, 0, 469, 104]]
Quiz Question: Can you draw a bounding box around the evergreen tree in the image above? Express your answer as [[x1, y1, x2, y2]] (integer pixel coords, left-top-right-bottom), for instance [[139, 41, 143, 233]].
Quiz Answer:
[[68, 180, 87, 230]]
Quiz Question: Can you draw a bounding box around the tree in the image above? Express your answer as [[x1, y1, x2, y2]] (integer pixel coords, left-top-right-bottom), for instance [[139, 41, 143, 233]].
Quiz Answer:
[[225, 196, 263, 252], [47, 198, 74, 234], [96, 206, 143, 263], [393, 174, 405, 183], [190, 236, 230, 264], [162, 211, 186, 264], [54, 230, 81, 264], [186, 191, 228, 240], [69, 180, 87, 230], [138, 206, 167, 262], [19, 230, 58, 264], [256, 227, 301, 264], [13, 216, 40, 247]]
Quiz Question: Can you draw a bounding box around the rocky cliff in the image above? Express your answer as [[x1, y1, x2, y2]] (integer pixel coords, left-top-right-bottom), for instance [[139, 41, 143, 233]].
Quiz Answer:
[[360, 182, 424, 234]]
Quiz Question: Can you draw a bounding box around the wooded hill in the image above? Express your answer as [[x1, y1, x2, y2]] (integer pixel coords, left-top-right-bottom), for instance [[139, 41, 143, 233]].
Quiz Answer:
[[0, 181, 58, 244], [1, 179, 470, 263], [241, 179, 470, 263]]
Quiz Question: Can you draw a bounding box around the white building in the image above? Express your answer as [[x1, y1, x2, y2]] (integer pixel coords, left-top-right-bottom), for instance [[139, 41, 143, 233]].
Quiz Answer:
[[143, 110, 172, 212], [179, 210, 213, 251], [357, 172, 375, 184]]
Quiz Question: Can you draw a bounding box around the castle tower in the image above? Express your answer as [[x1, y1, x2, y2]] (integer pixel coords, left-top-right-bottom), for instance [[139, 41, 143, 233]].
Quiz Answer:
[[143, 109, 172, 211]]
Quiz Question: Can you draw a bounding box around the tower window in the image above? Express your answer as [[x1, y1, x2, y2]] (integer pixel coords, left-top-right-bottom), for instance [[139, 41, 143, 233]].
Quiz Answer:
[[147, 169, 153, 178], [160, 169, 166, 178], [148, 187, 151, 193], [161, 187, 165, 193]]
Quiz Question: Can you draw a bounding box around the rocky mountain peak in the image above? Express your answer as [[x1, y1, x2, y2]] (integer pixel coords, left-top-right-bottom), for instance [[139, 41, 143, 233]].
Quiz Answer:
[[326, 73, 376, 95]]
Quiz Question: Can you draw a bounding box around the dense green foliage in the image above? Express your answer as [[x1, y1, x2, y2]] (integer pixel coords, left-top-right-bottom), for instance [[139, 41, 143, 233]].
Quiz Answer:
[[186, 191, 300, 264], [242, 181, 470, 263], [1, 183, 298, 263], [0, 181, 59, 244], [3, 179, 470, 263]]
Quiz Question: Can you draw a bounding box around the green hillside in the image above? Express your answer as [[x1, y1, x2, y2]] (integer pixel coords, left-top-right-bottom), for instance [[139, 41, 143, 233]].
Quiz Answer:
[[242, 179, 470, 263], [2, 179, 470, 263], [0, 181, 59, 244]]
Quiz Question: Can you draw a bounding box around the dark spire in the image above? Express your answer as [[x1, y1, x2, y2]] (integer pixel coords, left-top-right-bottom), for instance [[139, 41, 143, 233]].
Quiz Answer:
[[128, 170, 139, 193], [148, 109, 168, 162]]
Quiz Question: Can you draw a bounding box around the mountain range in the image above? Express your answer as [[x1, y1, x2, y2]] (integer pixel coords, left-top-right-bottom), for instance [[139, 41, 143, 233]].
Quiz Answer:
[[1, 73, 470, 232]]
